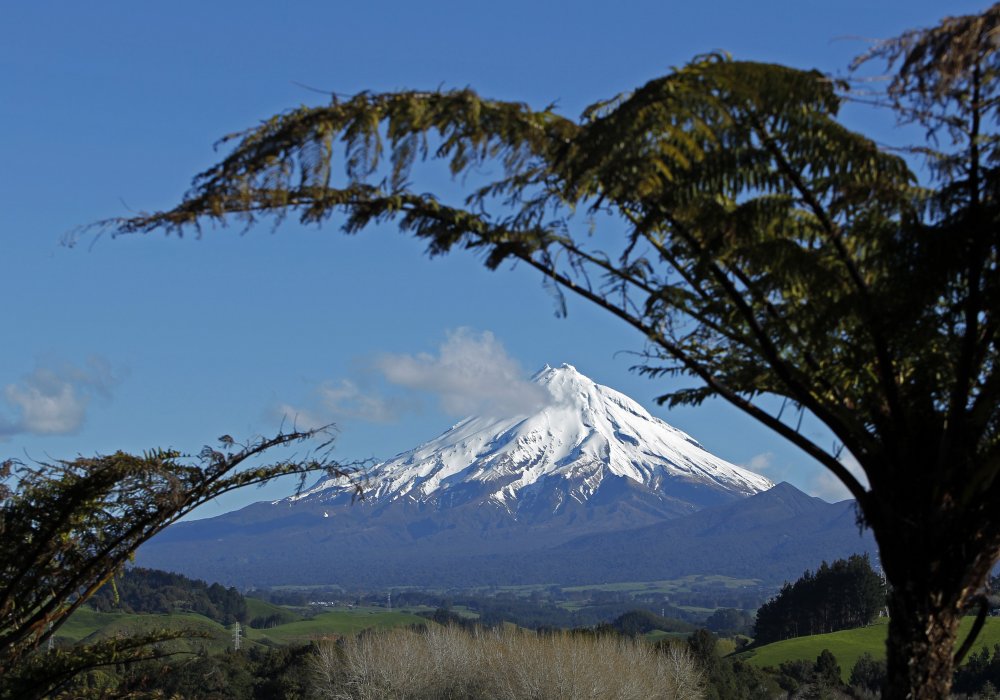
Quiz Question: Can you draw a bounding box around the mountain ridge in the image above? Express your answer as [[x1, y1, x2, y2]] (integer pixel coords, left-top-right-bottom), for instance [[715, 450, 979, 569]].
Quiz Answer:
[[135, 366, 876, 588], [138, 480, 875, 587]]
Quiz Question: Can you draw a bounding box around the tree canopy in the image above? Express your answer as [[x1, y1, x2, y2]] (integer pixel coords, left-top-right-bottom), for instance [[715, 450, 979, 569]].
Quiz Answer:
[[95, 6, 1000, 698], [0, 429, 358, 700], [754, 554, 886, 645]]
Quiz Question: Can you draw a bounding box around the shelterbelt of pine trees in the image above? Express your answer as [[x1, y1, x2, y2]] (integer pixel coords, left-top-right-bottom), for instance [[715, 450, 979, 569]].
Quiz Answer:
[[753, 554, 886, 644]]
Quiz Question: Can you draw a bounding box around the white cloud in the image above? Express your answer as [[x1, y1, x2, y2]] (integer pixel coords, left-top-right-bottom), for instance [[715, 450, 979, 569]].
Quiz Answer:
[[0, 358, 119, 436], [810, 451, 870, 502], [741, 449, 871, 503], [277, 377, 411, 429], [742, 451, 796, 485], [278, 328, 549, 428], [5, 379, 85, 434], [275, 403, 328, 432], [317, 379, 400, 423], [375, 328, 551, 417], [744, 451, 775, 473]]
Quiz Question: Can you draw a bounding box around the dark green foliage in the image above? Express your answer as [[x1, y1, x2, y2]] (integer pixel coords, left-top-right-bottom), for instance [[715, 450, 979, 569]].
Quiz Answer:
[[849, 652, 886, 696], [754, 554, 885, 644], [1, 630, 200, 700], [705, 607, 754, 636], [419, 607, 478, 631], [767, 650, 845, 695], [461, 594, 697, 631], [815, 649, 842, 687], [82, 643, 316, 699], [89, 567, 247, 625], [774, 659, 816, 693], [252, 588, 311, 607], [955, 644, 1000, 696], [683, 629, 778, 700], [249, 613, 287, 630], [0, 430, 358, 699], [603, 609, 696, 637]]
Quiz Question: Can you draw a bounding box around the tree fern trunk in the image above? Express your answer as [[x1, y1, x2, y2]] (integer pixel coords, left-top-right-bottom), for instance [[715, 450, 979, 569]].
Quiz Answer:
[[884, 588, 960, 700]]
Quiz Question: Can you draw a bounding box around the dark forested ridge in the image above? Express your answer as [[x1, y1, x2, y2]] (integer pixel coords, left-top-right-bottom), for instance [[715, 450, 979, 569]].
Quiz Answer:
[[89, 567, 247, 625]]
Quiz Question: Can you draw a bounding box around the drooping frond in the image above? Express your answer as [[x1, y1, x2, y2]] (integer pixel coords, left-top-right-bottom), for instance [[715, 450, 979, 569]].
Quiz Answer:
[[853, 3, 1000, 200], [0, 429, 361, 689], [101, 89, 577, 239], [95, 48, 1000, 518]]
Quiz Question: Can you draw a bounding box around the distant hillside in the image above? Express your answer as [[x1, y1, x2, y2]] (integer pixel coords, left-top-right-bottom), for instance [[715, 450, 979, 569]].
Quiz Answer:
[[138, 481, 875, 588], [56, 605, 430, 652], [90, 567, 247, 625], [740, 617, 1000, 682], [528, 482, 878, 583]]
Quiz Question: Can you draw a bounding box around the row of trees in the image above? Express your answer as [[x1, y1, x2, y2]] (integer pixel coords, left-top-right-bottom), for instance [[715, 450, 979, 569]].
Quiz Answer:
[[89, 567, 247, 626], [954, 644, 1000, 696], [753, 554, 885, 644]]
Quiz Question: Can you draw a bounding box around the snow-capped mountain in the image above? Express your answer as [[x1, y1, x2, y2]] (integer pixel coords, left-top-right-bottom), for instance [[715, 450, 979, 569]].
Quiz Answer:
[[138, 364, 792, 588], [290, 363, 772, 513]]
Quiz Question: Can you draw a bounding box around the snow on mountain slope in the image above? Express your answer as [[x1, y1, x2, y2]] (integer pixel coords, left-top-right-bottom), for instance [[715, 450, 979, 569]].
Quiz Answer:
[[290, 364, 772, 509]]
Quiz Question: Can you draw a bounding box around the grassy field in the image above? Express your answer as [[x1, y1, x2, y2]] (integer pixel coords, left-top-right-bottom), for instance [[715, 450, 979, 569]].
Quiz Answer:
[[57, 609, 241, 653], [57, 604, 433, 651], [245, 597, 304, 625], [57, 607, 133, 642], [740, 617, 1000, 682], [247, 607, 431, 644], [644, 630, 690, 643], [453, 574, 763, 598]]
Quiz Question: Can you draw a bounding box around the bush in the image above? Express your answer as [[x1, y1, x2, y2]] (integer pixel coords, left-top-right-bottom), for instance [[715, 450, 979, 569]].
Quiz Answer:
[[313, 624, 704, 699], [849, 652, 886, 696], [704, 608, 754, 636]]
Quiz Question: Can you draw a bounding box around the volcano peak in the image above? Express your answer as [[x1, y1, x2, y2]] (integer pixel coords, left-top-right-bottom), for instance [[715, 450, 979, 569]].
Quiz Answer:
[[291, 365, 772, 511]]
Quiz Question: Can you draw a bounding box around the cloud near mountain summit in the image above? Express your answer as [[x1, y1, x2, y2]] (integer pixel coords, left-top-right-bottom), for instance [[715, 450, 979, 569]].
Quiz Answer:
[[375, 328, 551, 418], [279, 328, 551, 428]]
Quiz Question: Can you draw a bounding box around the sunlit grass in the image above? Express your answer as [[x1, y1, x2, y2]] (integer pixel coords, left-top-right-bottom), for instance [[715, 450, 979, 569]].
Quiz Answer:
[[741, 617, 1000, 681]]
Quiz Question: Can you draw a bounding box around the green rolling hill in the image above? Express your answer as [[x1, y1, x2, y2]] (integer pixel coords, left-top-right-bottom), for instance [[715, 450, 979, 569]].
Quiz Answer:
[[739, 617, 1000, 682], [56, 601, 433, 653]]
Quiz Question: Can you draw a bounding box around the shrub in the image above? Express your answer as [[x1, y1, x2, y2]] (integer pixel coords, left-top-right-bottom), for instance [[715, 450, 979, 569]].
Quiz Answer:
[[313, 624, 703, 699], [849, 652, 886, 696]]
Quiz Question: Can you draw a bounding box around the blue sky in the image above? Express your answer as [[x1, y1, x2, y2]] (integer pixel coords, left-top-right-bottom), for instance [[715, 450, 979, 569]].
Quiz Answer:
[[2, 1, 985, 517]]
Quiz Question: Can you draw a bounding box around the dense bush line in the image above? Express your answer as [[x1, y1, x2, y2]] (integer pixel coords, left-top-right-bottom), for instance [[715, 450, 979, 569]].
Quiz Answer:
[[89, 567, 247, 625]]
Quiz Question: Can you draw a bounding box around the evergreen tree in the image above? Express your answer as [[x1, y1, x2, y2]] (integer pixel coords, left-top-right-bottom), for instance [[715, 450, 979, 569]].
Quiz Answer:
[[754, 554, 885, 644], [814, 649, 842, 688], [848, 652, 886, 697]]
